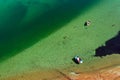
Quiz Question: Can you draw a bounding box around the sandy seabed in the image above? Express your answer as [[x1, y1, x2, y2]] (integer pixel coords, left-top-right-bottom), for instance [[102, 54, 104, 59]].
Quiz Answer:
[[1, 65, 120, 80], [0, 0, 120, 80]]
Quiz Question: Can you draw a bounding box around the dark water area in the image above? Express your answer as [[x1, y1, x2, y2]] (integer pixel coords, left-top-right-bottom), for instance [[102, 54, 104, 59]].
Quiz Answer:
[[95, 31, 120, 57], [0, 0, 102, 62]]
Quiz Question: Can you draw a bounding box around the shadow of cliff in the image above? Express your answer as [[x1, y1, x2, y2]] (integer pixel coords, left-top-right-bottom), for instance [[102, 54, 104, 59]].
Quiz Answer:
[[95, 31, 120, 57], [0, 0, 102, 62]]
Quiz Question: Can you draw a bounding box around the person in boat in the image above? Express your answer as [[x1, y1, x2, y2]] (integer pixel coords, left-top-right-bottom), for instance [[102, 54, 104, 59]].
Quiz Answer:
[[74, 56, 83, 64], [84, 20, 91, 26]]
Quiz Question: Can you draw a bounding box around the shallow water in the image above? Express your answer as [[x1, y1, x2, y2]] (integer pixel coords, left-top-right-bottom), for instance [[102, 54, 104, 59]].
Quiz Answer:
[[0, 0, 120, 78], [0, 0, 101, 61]]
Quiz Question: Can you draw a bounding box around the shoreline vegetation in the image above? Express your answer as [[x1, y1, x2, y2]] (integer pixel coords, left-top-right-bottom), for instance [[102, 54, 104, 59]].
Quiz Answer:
[[0, 0, 120, 79]]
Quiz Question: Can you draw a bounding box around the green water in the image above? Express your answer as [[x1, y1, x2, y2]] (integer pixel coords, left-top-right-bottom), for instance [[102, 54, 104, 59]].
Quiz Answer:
[[0, 0, 101, 61], [0, 0, 120, 78]]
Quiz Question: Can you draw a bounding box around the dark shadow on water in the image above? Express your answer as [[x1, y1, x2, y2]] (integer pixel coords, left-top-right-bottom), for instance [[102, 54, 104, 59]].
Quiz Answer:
[[0, 0, 102, 62], [94, 31, 120, 57]]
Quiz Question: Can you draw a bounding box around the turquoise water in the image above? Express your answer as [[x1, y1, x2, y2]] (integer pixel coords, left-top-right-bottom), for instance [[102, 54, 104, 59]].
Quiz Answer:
[[0, 0, 101, 61], [0, 0, 120, 78]]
